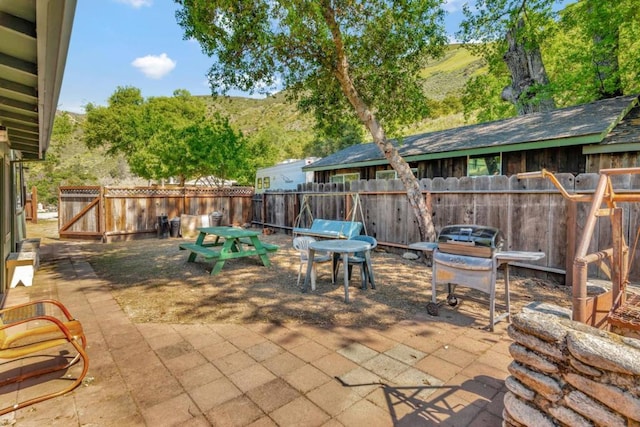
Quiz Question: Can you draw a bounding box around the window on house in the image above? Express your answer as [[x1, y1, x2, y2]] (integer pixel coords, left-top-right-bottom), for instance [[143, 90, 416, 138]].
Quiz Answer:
[[468, 154, 501, 176], [330, 173, 360, 184], [256, 178, 262, 189], [376, 170, 397, 180], [264, 177, 270, 189]]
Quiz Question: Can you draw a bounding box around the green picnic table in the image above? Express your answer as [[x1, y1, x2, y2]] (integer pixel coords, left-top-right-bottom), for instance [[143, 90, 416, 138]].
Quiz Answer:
[[179, 226, 278, 275]]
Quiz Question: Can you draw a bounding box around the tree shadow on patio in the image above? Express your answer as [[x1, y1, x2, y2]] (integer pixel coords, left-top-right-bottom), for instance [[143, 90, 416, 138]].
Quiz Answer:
[[336, 374, 503, 426]]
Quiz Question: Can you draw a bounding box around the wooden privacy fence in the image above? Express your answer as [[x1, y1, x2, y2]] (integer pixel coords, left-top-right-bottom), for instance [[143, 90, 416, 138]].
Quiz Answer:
[[59, 186, 254, 242], [24, 186, 38, 223], [252, 173, 640, 282]]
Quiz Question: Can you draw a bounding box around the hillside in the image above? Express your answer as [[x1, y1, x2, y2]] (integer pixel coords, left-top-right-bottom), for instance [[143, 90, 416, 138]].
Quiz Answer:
[[421, 44, 487, 99], [202, 45, 484, 141], [207, 92, 314, 137]]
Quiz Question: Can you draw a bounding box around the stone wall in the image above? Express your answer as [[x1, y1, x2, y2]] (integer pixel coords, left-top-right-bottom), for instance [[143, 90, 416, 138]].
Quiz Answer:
[[503, 305, 640, 426]]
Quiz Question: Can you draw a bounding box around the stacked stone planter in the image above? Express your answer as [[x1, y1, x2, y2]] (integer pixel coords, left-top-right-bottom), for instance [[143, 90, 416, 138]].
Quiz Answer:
[[504, 305, 640, 426]]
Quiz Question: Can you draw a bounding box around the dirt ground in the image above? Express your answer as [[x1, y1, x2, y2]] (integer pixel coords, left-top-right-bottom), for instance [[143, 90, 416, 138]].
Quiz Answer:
[[28, 219, 573, 329]]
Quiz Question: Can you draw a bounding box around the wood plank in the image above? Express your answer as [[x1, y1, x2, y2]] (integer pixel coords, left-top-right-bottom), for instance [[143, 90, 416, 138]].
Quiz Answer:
[[574, 173, 602, 278]]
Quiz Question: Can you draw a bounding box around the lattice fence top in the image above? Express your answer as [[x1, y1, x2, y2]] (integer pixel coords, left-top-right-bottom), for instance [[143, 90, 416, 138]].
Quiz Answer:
[[59, 186, 101, 196], [102, 186, 254, 197]]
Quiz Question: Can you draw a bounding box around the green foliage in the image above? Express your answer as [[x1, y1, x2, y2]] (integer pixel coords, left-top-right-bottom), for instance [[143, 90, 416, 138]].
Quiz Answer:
[[25, 43, 486, 207], [24, 113, 101, 206], [244, 126, 291, 169], [138, 114, 253, 186], [459, 0, 557, 49], [545, 0, 640, 106], [305, 119, 365, 158], [458, 0, 558, 117], [425, 96, 465, 118], [459, 0, 640, 119], [83, 87, 262, 184], [84, 86, 145, 156], [175, 0, 448, 139], [463, 72, 516, 122], [207, 93, 315, 160]]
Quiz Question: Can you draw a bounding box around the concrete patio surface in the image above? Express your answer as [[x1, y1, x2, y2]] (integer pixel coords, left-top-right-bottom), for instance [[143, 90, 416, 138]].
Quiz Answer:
[[0, 239, 514, 426]]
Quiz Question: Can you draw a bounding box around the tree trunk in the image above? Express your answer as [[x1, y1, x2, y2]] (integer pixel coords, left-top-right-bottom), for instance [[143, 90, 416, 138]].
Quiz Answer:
[[322, 4, 436, 242], [592, 32, 623, 99], [584, 0, 623, 99], [502, 19, 555, 115], [342, 85, 436, 242]]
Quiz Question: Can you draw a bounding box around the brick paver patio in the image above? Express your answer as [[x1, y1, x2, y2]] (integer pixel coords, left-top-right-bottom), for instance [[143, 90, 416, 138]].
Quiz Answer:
[[0, 239, 511, 426]]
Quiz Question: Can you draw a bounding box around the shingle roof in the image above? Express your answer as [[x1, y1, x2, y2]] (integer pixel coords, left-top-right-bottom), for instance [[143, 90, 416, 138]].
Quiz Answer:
[[598, 104, 640, 146], [305, 95, 639, 171]]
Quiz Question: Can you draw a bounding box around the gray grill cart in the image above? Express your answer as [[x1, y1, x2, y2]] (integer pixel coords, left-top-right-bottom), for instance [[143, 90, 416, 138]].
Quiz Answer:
[[410, 225, 545, 331]]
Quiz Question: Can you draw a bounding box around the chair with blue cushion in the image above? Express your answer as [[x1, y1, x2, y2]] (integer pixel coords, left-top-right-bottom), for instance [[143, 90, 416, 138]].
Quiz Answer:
[[337, 235, 377, 290]]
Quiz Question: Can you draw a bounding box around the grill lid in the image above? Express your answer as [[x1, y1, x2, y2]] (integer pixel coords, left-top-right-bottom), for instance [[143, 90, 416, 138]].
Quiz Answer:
[[437, 225, 504, 258]]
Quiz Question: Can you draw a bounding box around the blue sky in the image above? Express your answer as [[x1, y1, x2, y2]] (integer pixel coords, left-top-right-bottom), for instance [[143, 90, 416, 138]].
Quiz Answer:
[[57, 0, 474, 114]]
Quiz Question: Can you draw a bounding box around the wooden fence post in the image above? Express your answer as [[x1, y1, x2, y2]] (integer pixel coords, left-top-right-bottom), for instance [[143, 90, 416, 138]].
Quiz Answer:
[[565, 200, 577, 286], [30, 186, 37, 224]]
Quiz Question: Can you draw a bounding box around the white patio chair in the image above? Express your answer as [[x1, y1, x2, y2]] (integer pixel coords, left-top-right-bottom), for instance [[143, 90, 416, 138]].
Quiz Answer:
[[293, 236, 333, 290]]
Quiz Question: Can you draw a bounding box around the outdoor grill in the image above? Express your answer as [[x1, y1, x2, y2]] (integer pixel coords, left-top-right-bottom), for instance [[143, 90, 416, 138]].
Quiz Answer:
[[408, 225, 544, 331], [430, 225, 505, 327], [437, 225, 504, 258], [415, 224, 543, 331]]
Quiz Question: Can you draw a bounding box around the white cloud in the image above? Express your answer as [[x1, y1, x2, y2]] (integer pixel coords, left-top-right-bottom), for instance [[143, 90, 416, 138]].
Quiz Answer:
[[131, 53, 176, 79], [115, 0, 152, 8], [443, 0, 467, 13]]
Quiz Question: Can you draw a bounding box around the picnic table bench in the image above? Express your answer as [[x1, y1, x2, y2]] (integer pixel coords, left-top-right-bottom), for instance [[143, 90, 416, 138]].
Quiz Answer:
[[178, 243, 221, 260], [179, 226, 278, 275], [237, 238, 279, 252], [293, 219, 363, 240]]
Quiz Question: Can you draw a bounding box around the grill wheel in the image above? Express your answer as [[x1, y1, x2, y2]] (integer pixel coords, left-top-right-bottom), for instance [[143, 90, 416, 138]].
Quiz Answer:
[[426, 290, 459, 316], [426, 302, 439, 316]]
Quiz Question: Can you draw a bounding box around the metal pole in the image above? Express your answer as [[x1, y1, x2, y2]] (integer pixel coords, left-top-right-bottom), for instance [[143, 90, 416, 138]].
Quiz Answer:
[[573, 174, 609, 322]]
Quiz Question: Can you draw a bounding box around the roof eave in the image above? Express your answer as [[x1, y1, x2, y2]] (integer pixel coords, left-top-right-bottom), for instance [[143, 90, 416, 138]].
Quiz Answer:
[[304, 158, 389, 172], [403, 134, 605, 162], [584, 142, 640, 155], [36, 0, 77, 159]]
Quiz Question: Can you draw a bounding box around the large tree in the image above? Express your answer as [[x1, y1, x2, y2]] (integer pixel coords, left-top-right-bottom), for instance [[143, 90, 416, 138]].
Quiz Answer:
[[460, 0, 640, 119], [459, 0, 556, 116], [175, 0, 447, 241], [84, 87, 258, 185]]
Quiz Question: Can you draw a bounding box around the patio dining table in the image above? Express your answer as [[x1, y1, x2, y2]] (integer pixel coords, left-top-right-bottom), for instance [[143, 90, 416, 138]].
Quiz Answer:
[[303, 239, 374, 303]]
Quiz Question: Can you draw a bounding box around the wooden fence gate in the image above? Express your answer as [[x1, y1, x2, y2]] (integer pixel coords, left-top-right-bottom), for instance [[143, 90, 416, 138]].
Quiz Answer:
[[58, 186, 104, 240]]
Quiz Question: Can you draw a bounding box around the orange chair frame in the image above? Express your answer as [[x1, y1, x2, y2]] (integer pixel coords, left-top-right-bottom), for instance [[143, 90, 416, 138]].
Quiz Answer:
[[0, 299, 89, 415]]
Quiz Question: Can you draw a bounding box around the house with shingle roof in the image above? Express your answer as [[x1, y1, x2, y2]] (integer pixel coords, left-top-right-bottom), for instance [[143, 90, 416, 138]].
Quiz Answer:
[[304, 95, 640, 183]]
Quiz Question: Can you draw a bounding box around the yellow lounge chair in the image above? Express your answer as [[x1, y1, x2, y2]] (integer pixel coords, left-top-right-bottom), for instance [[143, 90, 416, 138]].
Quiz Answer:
[[0, 299, 89, 415]]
